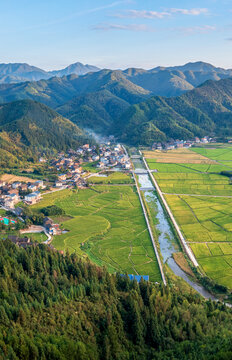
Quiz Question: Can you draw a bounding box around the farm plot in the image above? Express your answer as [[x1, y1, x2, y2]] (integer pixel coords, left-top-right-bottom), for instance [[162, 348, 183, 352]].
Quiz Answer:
[[192, 147, 232, 162], [164, 194, 232, 288], [87, 172, 134, 184], [147, 161, 232, 173], [154, 173, 232, 196], [143, 148, 215, 164], [32, 186, 161, 282]]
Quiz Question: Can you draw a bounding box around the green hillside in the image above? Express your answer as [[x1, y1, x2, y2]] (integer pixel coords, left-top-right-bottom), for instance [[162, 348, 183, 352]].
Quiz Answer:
[[1, 240, 232, 359], [57, 90, 129, 133], [116, 78, 232, 145], [0, 70, 150, 108], [0, 100, 86, 167]]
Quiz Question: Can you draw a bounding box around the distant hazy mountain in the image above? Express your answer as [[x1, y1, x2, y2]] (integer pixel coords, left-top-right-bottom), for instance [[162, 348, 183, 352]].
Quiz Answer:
[[1, 61, 232, 98], [122, 61, 232, 97], [0, 62, 100, 84], [48, 62, 100, 77], [115, 77, 232, 145]]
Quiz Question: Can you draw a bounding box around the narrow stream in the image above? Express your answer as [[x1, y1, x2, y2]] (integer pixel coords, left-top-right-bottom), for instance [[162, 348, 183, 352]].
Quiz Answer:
[[133, 159, 216, 300]]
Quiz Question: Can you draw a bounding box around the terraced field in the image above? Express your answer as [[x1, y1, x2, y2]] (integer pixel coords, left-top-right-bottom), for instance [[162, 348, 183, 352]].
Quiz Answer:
[[31, 187, 161, 282], [145, 147, 232, 288]]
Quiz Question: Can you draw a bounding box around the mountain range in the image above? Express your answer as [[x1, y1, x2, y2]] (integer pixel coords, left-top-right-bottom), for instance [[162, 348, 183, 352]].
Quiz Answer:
[[116, 78, 232, 145], [1, 61, 232, 151], [0, 62, 100, 84], [1, 61, 232, 97]]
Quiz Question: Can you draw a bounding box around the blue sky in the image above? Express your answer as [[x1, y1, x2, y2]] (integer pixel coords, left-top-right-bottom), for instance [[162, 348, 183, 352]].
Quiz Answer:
[[0, 0, 231, 70]]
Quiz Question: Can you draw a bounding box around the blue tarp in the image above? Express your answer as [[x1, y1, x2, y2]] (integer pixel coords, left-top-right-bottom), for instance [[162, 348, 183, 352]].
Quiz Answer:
[[121, 274, 149, 282]]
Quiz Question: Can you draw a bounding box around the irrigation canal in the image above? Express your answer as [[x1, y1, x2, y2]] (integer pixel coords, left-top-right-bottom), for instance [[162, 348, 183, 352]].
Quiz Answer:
[[132, 157, 216, 300]]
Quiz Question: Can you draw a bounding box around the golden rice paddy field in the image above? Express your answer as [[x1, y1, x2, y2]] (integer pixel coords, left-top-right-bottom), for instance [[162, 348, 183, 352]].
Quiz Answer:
[[143, 148, 216, 164], [0, 173, 37, 183]]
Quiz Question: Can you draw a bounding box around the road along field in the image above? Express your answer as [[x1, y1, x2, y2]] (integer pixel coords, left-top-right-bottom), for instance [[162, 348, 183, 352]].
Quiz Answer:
[[144, 147, 232, 289], [31, 186, 162, 282]]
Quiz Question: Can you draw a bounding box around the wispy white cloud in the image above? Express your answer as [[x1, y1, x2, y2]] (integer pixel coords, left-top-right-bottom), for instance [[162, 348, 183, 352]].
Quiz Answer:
[[114, 10, 170, 19], [176, 25, 216, 35], [169, 8, 208, 16], [10, 1, 129, 32], [112, 8, 209, 19], [93, 23, 155, 32]]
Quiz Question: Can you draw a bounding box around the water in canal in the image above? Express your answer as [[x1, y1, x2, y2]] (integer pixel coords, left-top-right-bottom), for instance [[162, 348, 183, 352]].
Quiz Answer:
[[133, 159, 216, 300]]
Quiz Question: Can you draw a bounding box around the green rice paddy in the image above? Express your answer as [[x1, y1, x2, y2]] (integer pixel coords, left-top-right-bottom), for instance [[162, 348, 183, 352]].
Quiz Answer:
[[32, 186, 161, 282], [147, 146, 232, 288], [192, 147, 232, 162], [147, 161, 232, 173], [87, 172, 134, 184], [154, 173, 232, 196]]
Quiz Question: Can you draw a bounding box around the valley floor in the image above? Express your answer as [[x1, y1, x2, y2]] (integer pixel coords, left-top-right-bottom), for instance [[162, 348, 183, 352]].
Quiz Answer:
[[145, 145, 232, 290]]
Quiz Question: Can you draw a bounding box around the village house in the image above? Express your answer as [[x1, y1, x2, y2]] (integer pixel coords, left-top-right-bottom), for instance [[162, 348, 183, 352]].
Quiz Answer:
[[12, 182, 21, 189], [83, 144, 89, 149], [7, 188, 19, 195], [8, 235, 35, 248], [92, 155, 100, 161], [28, 183, 38, 192], [5, 193, 20, 206], [4, 198, 15, 209], [43, 217, 62, 235], [34, 180, 44, 189], [19, 184, 28, 192], [55, 180, 64, 188], [58, 174, 67, 181], [24, 191, 41, 205]]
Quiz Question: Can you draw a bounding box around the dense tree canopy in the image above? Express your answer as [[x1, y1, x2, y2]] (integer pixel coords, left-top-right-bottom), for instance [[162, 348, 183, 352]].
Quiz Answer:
[[0, 240, 232, 359]]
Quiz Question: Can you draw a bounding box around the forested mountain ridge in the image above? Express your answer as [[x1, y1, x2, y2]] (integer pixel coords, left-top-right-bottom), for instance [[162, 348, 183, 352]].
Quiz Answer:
[[1, 61, 232, 97], [1, 239, 232, 359], [0, 70, 150, 108], [1, 64, 232, 140], [116, 77, 232, 145], [0, 99, 86, 167], [0, 70, 150, 134], [57, 89, 130, 132]]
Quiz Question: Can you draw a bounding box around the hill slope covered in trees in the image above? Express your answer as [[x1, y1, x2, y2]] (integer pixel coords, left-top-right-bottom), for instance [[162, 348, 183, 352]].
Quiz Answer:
[[0, 100, 86, 167], [1, 240, 232, 359], [116, 78, 232, 145]]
